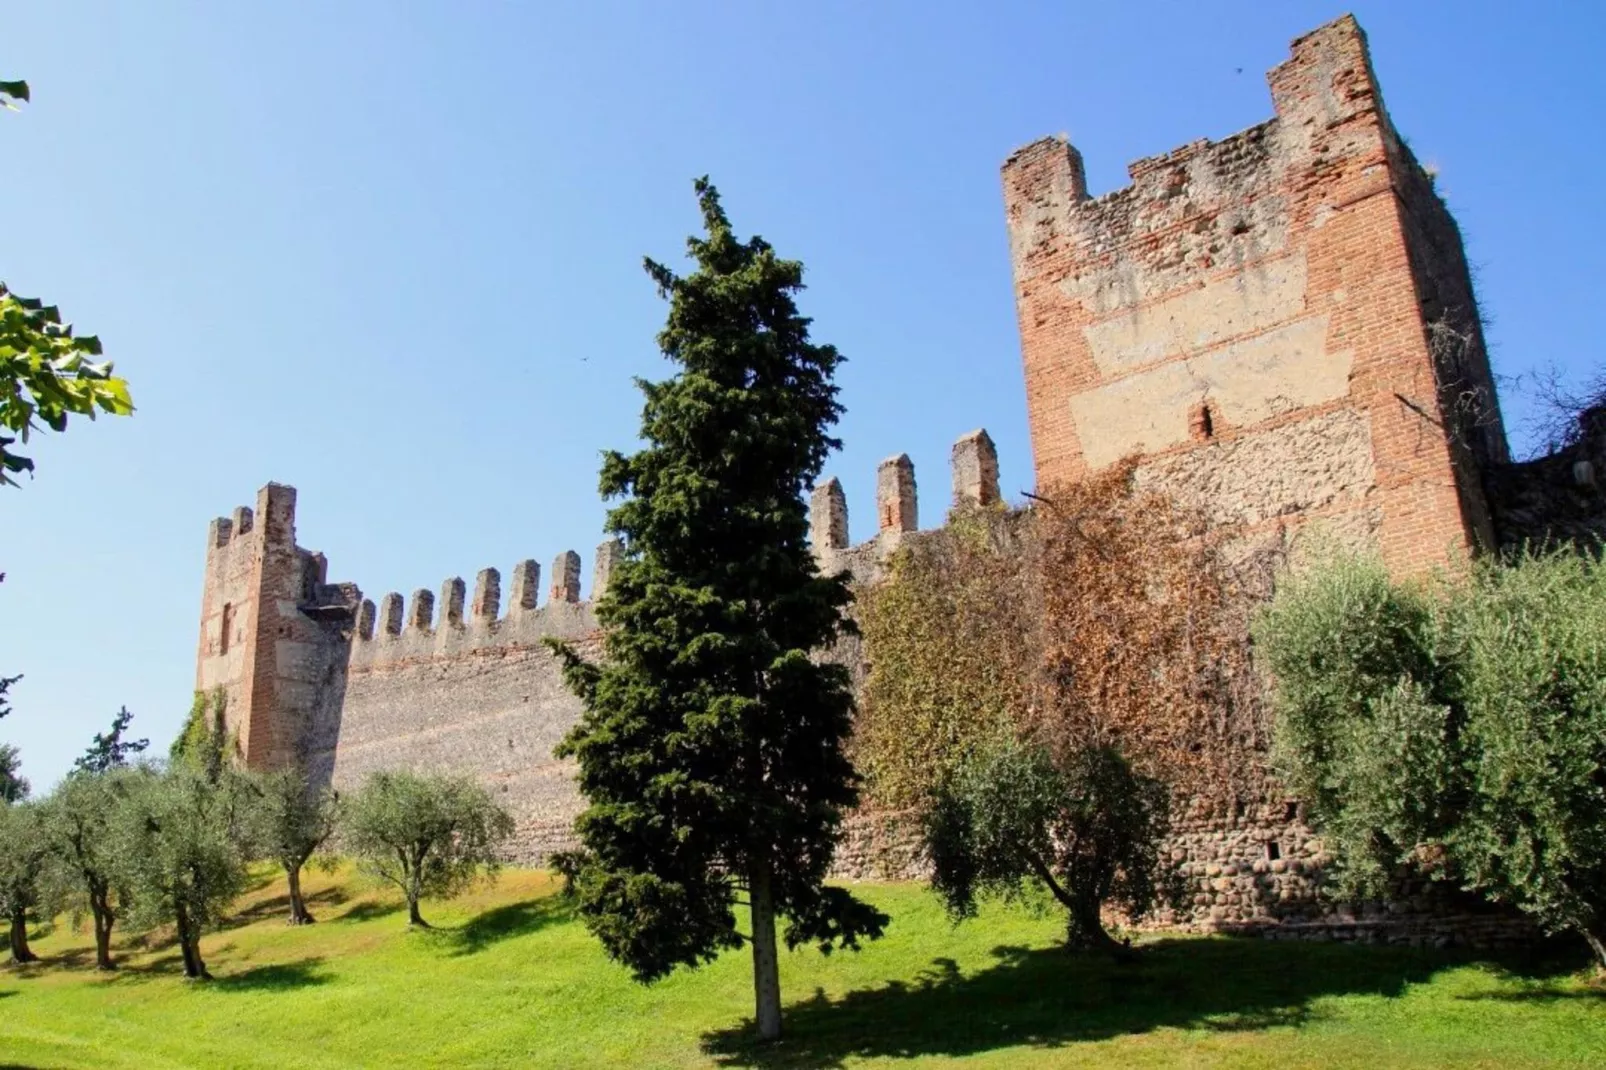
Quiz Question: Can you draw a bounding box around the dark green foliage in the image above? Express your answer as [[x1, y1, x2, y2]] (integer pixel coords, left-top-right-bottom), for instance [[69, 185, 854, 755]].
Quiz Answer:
[[0, 744, 23, 805], [115, 764, 255, 980], [170, 689, 236, 787], [74, 706, 148, 776], [0, 801, 48, 963], [344, 770, 513, 928], [925, 736, 1170, 953], [548, 178, 884, 1039], [1256, 546, 1606, 965]]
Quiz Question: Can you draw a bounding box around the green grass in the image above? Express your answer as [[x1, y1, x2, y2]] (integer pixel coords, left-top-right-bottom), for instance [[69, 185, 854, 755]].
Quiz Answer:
[[2, 866, 1602, 1069]]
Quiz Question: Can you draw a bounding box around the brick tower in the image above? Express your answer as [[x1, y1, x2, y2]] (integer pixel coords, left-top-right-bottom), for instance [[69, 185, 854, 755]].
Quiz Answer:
[[1002, 15, 1508, 570], [194, 483, 357, 769]]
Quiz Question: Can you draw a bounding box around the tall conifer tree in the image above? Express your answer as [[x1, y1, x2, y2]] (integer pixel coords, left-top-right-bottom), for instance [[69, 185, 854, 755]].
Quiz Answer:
[[550, 179, 886, 1041]]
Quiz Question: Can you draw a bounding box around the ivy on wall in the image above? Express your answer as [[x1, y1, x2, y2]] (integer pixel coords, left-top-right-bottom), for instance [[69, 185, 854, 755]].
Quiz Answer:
[[855, 465, 1272, 813]]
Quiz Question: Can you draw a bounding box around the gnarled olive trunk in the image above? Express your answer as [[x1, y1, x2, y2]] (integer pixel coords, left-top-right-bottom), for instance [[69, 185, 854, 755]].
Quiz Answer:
[[1065, 892, 1125, 957], [285, 863, 315, 926], [8, 906, 36, 964], [1581, 920, 1606, 972], [748, 858, 783, 1043], [174, 900, 211, 981], [88, 880, 116, 971]]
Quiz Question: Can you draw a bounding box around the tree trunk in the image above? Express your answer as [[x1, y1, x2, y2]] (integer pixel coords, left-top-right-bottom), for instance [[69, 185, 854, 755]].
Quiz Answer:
[[748, 859, 783, 1043], [406, 850, 428, 927], [1581, 922, 1606, 972], [90, 888, 116, 971], [174, 901, 211, 981], [1065, 893, 1126, 957], [8, 907, 36, 964], [286, 864, 315, 925]]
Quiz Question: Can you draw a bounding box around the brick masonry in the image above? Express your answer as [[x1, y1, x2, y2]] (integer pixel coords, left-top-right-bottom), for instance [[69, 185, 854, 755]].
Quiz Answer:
[[194, 15, 1600, 950], [1002, 15, 1507, 574]]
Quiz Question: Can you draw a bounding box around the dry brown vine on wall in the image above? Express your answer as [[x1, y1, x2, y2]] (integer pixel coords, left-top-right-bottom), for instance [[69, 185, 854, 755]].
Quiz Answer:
[[855, 465, 1272, 814], [1033, 465, 1272, 809]]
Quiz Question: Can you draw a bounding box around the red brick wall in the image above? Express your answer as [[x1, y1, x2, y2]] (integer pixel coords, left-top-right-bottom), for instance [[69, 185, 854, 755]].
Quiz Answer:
[[1002, 16, 1508, 573]]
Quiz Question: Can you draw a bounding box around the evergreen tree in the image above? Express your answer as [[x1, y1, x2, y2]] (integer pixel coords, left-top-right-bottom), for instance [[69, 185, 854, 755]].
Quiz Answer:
[[549, 179, 886, 1041], [74, 705, 148, 776]]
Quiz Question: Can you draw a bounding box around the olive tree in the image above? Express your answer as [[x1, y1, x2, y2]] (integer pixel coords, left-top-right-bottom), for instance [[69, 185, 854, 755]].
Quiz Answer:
[[114, 763, 255, 981], [925, 736, 1170, 953], [1257, 546, 1606, 966], [344, 770, 512, 928], [0, 800, 48, 963], [249, 767, 339, 925], [39, 769, 138, 970]]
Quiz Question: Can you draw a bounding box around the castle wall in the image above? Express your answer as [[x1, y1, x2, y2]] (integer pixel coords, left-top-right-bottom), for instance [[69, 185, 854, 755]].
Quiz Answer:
[[1002, 16, 1509, 573], [190, 15, 1587, 954], [301, 550, 618, 861]]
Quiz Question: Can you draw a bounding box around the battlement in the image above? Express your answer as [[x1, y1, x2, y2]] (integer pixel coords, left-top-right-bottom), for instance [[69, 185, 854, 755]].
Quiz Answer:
[[811, 428, 1000, 579], [345, 539, 622, 670]]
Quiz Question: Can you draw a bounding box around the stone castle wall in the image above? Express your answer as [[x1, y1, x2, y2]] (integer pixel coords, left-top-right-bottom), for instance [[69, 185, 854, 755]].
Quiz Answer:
[[193, 15, 1601, 951]]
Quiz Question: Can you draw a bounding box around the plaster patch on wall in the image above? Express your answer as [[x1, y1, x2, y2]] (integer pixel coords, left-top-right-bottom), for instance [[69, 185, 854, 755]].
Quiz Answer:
[[1082, 254, 1307, 375], [1069, 316, 1349, 469], [1134, 408, 1375, 526]]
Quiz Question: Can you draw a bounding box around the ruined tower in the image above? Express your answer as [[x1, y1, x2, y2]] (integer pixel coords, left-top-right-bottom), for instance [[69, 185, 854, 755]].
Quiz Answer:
[[1002, 15, 1508, 571]]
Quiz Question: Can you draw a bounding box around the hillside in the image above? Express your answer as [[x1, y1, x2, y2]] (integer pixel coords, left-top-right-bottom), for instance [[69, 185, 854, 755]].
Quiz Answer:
[[2, 867, 1602, 1069]]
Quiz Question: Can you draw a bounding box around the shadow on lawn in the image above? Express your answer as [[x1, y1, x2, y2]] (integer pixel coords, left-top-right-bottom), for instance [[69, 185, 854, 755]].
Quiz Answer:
[[216, 957, 331, 992], [338, 900, 404, 923], [447, 896, 573, 956], [702, 937, 1580, 1069], [224, 887, 348, 930]]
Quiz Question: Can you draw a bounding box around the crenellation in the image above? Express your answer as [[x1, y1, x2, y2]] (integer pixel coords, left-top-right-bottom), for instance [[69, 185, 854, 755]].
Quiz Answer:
[[810, 477, 849, 552], [407, 588, 434, 633], [510, 559, 541, 616], [472, 568, 501, 623], [379, 593, 403, 637], [356, 599, 376, 641], [230, 506, 254, 538], [951, 429, 1000, 508], [550, 551, 581, 604], [876, 454, 917, 537], [208, 516, 234, 549], [592, 539, 624, 600], [440, 577, 466, 629]]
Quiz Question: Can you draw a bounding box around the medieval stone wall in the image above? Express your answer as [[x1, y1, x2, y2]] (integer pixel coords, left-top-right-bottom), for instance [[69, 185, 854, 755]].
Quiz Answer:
[[191, 15, 1599, 953]]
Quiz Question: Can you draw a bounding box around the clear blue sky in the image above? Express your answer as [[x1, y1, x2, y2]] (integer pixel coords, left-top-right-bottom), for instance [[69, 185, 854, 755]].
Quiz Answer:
[[4, 1, 1602, 789]]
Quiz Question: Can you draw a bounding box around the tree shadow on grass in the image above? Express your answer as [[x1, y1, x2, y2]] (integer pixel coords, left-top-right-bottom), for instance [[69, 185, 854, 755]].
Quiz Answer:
[[446, 896, 573, 957], [215, 957, 331, 992], [224, 887, 348, 930], [338, 900, 403, 923], [703, 937, 1568, 1069]]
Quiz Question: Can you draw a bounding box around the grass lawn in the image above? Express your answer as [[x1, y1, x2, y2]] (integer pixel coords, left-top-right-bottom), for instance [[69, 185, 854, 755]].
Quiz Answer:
[[1, 865, 1603, 1069]]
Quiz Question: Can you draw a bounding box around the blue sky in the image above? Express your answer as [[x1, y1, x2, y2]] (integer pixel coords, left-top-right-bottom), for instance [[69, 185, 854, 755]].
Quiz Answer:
[[4, 1, 1602, 788]]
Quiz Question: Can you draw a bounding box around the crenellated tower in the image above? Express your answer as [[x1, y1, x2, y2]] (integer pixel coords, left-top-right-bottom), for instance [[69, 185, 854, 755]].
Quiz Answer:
[[195, 483, 360, 770], [1002, 15, 1509, 572]]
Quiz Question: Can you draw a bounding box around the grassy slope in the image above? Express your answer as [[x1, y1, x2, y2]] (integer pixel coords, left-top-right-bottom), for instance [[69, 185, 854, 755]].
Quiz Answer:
[[1, 866, 1602, 1069]]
